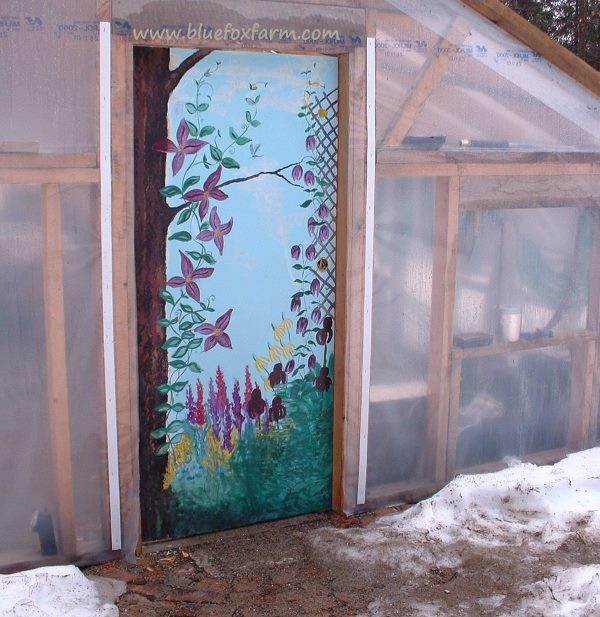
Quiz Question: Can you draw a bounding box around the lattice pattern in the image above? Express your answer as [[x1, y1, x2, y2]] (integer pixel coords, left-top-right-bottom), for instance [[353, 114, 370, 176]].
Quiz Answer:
[[310, 88, 338, 318]]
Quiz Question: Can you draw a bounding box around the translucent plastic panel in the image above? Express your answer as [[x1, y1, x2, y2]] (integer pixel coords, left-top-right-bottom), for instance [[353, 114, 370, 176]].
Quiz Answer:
[[376, 0, 600, 150], [454, 204, 593, 339], [367, 176, 435, 487], [455, 348, 571, 469]]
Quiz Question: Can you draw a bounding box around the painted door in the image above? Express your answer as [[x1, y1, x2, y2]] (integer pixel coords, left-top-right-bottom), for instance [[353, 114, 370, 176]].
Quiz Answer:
[[134, 48, 338, 541]]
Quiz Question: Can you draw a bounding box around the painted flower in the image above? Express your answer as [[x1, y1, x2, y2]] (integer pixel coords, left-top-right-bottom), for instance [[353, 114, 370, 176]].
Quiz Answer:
[[311, 307, 322, 324], [291, 296, 301, 312], [292, 165, 303, 181], [310, 279, 321, 296], [167, 250, 214, 303], [280, 342, 294, 358], [153, 119, 207, 176], [268, 363, 287, 388], [318, 204, 329, 219], [285, 359, 295, 374], [319, 225, 330, 242], [254, 354, 270, 373], [305, 244, 316, 261], [195, 308, 233, 351], [247, 387, 266, 420], [308, 354, 316, 370], [183, 165, 228, 220], [306, 135, 317, 151], [296, 317, 308, 336], [316, 315, 333, 345], [291, 245, 301, 260], [268, 343, 284, 361], [318, 107, 328, 119], [304, 170, 315, 186], [307, 217, 317, 234], [197, 206, 233, 256], [269, 396, 287, 422], [314, 367, 332, 392]]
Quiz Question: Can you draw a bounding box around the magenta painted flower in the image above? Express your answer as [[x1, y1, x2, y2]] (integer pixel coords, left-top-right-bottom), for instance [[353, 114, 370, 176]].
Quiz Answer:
[[306, 135, 317, 151], [305, 244, 316, 261], [291, 245, 301, 260], [296, 317, 308, 335], [153, 119, 207, 176], [197, 206, 233, 256], [183, 165, 228, 220], [319, 225, 330, 241], [310, 279, 321, 296], [167, 251, 214, 303], [308, 217, 317, 234], [304, 170, 315, 186], [194, 308, 233, 351], [292, 165, 303, 181], [311, 307, 322, 324], [291, 296, 301, 312], [318, 204, 329, 218], [308, 354, 316, 370]]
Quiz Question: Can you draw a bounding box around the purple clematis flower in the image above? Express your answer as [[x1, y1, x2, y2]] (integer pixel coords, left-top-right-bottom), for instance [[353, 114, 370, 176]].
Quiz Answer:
[[306, 135, 317, 151], [292, 165, 303, 181], [197, 206, 233, 256], [305, 244, 316, 261], [167, 251, 214, 303], [304, 170, 315, 186], [153, 119, 207, 176], [195, 308, 233, 352], [291, 245, 301, 260], [183, 165, 228, 220]]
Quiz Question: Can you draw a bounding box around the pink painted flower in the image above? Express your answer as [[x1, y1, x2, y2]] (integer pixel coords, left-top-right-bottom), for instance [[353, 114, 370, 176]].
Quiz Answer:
[[291, 245, 301, 260], [292, 165, 303, 181], [306, 135, 317, 151], [296, 317, 308, 335], [311, 307, 322, 324], [195, 308, 233, 352], [304, 170, 315, 186], [291, 296, 301, 312], [305, 244, 316, 261], [318, 204, 329, 218], [307, 217, 317, 234], [153, 119, 207, 176], [166, 250, 214, 303], [183, 165, 228, 220], [319, 225, 330, 241], [197, 206, 233, 256], [308, 354, 316, 370], [310, 279, 321, 296]]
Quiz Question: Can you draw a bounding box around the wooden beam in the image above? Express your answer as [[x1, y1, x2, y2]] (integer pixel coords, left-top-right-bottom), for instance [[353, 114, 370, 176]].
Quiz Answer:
[[42, 184, 77, 558], [461, 0, 600, 98], [461, 196, 600, 211], [0, 153, 97, 170], [445, 354, 463, 478], [382, 17, 469, 147], [0, 168, 100, 185], [423, 176, 459, 483]]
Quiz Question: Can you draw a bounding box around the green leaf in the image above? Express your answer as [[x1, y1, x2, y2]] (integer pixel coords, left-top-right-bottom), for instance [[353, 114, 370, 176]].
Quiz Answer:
[[245, 111, 252, 122], [245, 97, 255, 105], [177, 209, 193, 224], [221, 157, 240, 169], [249, 119, 261, 128], [188, 338, 203, 350], [200, 125, 216, 137], [191, 313, 205, 324], [254, 95, 261, 104], [186, 120, 198, 137], [229, 127, 239, 140], [315, 191, 325, 198], [172, 403, 185, 413], [235, 136, 252, 146], [179, 321, 194, 331], [188, 361, 203, 373], [169, 360, 187, 369], [181, 304, 195, 313], [155, 402, 171, 412], [181, 331, 195, 340], [156, 383, 171, 394], [185, 102, 197, 114], [172, 381, 188, 393], [210, 145, 222, 161], [159, 185, 182, 197], [201, 253, 217, 265], [294, 278, 303, 283], [186, 251, 202, 260], [162, 336, 181, 349], [197, 102, 209, 112], [299, 199, 312, 208], [298, 112, 306, 117], [155, 443, 170, 456], [172, 347, 188, 359], [183, 176, 201, 192], [166, 420, 188, 433], [168, 231, 192, 242], [292, 264, 303, 270], [158, 318, 172, 327], [160, 289, 175, 304], [151, 427, 169, 439]]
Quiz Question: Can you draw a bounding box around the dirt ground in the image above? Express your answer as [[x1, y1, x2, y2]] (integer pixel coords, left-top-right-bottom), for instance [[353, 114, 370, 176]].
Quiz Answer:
[[86, 508, 600, 617]]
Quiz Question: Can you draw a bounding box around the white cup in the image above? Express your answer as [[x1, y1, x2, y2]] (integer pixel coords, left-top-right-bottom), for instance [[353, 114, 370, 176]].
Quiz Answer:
[[499, 306, 521, 342]]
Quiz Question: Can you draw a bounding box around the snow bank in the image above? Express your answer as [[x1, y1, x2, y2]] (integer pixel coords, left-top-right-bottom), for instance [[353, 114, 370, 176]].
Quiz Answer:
[[0, 565, 125, 617]]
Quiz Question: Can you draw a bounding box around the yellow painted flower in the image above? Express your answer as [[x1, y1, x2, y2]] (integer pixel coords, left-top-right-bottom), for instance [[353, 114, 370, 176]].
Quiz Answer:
[[280, 317, 293, 332], [263, 377, 273, 391], [318, 107, 328, 118], [254, 354, 270, 373], [272, 322, 287, 342], [280, 342, 295, 358], [162, 457, 176, 490], [268, 342, 283, 361]]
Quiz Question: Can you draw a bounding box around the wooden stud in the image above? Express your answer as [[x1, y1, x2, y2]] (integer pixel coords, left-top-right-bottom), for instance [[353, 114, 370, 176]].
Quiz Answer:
[[0, 168, 99, 185], [445, 354, 463, 478], [0, 153, 97, 169], [423, 176, 459, 484], [42, 184, 77, 558], [381, 17, 469, 147]]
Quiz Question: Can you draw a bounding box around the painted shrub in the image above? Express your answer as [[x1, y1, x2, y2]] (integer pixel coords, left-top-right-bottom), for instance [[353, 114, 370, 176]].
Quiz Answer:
[[150, 50, 338, 537]]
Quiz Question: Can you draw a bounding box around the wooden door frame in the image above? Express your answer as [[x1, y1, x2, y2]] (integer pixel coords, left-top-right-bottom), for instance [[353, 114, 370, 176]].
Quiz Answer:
[[106, 5, 369, 546]]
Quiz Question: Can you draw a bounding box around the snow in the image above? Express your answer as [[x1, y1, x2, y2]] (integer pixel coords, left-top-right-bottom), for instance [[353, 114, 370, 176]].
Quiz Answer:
[[0, 565, 125, 617], [315, 447, 600, 616]]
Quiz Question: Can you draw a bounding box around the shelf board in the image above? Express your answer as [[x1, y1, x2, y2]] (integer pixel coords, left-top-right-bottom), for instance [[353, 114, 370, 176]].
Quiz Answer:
[[452, 330, 598, 360]]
